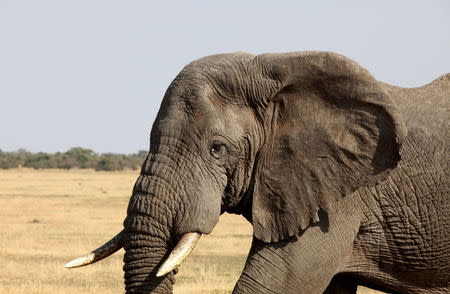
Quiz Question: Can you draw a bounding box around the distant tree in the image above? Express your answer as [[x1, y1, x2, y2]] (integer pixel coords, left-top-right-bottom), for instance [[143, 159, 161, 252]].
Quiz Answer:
[[124, 150, 148, 170], [95, 153, 125, 171], [52, 152, 74, 169], [14, 149, 31, 167], [0, 147, 147, 171], [0, 149, 17, 169], [136, 150, 148, 158], [0, 149, 28, 169], [23, 152, 55, 169], [65, 147, 96, 168]]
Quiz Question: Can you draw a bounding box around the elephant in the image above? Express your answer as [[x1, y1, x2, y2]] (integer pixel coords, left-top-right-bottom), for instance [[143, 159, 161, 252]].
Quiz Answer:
[[66, 51, 449, 294]]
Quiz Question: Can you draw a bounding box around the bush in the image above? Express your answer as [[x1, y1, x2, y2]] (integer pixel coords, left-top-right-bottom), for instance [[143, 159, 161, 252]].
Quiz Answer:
[[0, 149, 20, 169], [24, 152, 55, 169], [65, 147, 96, 168], [95, 153, 125, 171], [124, 150, 148, 170], [0, 148, 147, 171]]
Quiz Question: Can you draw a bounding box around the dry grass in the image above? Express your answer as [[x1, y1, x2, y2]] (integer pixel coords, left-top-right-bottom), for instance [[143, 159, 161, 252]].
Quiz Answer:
[[0, 169, 382, 293]]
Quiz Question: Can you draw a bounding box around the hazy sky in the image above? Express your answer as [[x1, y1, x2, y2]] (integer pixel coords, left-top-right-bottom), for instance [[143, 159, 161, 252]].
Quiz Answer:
[[2, 1, 449, 154]]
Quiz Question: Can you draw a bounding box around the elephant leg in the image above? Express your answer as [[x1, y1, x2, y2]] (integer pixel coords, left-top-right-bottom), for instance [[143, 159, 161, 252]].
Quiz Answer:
[[323, 275, 357, 294], [233, 239, 336, 293], [233, 217, 360, 293], [233, 198, 361, 294]]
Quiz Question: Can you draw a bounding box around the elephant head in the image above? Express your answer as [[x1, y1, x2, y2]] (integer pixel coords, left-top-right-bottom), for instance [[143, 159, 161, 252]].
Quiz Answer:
[[66, 51, 406, 293]]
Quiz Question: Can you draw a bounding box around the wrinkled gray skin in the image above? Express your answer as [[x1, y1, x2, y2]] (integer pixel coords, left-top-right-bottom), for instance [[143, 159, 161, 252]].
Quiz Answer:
[[123, 52, 449, 293]]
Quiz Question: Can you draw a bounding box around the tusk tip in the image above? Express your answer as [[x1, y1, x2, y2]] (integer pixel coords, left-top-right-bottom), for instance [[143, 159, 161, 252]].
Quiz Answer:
[[155, 232, 202, 278], [64, 261, 76, 268], [155, 269, 166, 277], [155, 263, 174, 277], [64, 230, 125, 269], [64, 260, 80, 268], [64, 254, 94, 269]]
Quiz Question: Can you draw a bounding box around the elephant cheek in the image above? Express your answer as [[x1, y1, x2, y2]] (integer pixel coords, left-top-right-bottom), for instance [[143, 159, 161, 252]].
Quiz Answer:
[[176, 185, 222, 235]]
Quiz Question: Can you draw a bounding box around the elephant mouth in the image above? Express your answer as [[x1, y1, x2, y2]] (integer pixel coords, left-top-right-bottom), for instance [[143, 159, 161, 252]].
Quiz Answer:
[[65, 230, 201, 277]]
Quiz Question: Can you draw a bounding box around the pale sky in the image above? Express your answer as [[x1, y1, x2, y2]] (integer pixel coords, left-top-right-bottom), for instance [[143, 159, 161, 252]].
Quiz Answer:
[[1, 1, 449, 154]]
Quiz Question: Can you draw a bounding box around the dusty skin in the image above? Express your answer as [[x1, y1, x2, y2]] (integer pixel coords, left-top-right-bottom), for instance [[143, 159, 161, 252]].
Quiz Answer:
[[0, 168, 382, 294]]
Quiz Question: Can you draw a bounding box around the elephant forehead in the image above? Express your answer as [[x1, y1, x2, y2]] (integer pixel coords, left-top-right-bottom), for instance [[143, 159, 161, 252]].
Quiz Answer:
[[189, 104, 253, 139], [172, 52, 270, 105], [156, 95, 251, 139]]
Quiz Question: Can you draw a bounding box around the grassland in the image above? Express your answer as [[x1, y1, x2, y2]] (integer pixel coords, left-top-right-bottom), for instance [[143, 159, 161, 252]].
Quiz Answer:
[[0, 169, 382, 293]]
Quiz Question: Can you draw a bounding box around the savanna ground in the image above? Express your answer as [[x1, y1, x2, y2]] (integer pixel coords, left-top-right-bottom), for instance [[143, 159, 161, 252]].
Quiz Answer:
[[0, 169, 382, 293]]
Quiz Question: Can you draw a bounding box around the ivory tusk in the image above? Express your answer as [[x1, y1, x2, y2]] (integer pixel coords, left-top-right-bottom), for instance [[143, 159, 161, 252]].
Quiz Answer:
[[156, 232, 201, 277], [65, 230, 126, 269]]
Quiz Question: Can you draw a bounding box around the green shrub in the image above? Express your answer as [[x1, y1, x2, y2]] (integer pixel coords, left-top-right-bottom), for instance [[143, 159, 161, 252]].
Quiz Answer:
[[0, 149, 20, 169], [95, 153, 125, 171], [65, 147, 96, 168], [0, 148, 147, 171], [24, 152, 55, 169]]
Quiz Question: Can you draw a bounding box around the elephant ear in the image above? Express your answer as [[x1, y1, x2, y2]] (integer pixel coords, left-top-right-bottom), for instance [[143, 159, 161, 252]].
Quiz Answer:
[[250, 52, 407, 243]]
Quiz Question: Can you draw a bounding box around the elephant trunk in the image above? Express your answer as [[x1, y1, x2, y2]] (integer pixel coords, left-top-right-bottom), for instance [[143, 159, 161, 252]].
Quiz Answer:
[[121, 138, 211, 293], [121, 131, 223, 292], [123, 230, 175, 293], [66, 139, 219, 293], [122, 169, 179, 293]]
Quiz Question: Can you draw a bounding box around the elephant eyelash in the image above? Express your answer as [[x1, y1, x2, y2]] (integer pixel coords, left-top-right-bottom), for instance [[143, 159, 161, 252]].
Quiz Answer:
[[210, 132, 240, 149], [210, 142, 228, 159]]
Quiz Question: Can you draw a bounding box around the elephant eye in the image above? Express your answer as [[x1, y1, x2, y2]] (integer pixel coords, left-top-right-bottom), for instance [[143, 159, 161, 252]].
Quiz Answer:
[[210, 142, 227, 159]]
